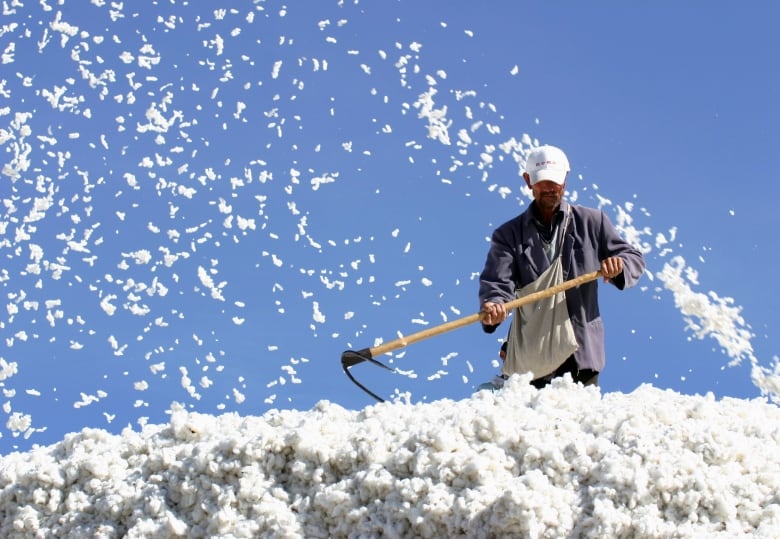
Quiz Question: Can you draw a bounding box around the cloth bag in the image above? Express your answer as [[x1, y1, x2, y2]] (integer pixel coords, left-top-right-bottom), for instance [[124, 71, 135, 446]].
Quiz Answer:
[[503, 212, 578, 379]]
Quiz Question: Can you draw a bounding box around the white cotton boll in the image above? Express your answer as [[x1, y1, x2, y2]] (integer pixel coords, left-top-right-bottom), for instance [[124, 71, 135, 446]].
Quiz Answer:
[[13, 506, 42, 533], [271, 60, 283, 79], [0, 359, 19, 381], [312, 302, 325, 324], [196, 266, 226, 301], [165, 511, 189, 536], [100, 294, 117, 315], [311, 173, 337, 190], [6, 412, 32, 434]]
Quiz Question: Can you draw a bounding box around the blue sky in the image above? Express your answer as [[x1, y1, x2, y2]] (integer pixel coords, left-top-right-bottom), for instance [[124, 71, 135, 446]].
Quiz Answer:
[[1, 1, 778, 453]]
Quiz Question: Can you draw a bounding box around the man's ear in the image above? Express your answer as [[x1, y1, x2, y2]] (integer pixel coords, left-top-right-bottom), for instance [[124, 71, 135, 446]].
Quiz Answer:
[[522, 172, 532, 189]]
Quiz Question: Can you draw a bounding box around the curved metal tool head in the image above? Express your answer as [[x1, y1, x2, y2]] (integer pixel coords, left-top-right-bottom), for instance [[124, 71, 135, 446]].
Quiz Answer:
[[341, 349, 371, 368], [341, 348, 396, 403]]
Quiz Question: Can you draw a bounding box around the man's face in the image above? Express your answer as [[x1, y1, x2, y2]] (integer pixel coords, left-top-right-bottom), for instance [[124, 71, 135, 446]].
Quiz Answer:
[[531, 180, 565, 212]]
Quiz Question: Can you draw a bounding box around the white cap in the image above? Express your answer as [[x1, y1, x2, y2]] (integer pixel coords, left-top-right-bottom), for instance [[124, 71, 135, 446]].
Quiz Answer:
[[524, 145, 570, 185]]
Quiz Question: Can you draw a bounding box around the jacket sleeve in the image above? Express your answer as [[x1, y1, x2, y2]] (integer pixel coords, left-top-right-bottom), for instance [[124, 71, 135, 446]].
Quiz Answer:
[[599, 210, 646, 290], [478, 226, 517, 332]]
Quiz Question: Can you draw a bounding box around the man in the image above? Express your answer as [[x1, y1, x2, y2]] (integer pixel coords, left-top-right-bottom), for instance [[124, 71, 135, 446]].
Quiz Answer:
[[479, 144, 645, 388]]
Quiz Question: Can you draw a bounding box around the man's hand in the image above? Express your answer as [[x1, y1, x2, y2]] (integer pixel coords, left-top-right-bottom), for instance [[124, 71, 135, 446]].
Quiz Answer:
[[601, 256, 624, 282], [481, 301, 507, 326]]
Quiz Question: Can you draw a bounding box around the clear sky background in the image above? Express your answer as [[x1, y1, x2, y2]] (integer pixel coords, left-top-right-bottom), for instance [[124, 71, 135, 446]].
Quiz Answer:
[[1, 1, 778, 453]]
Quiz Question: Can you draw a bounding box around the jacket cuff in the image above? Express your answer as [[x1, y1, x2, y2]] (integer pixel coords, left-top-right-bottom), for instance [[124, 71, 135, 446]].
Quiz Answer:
[[481, 322, 499, 334]]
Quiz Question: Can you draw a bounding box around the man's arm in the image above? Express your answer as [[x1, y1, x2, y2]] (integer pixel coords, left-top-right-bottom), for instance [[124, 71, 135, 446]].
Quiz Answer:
[[599, 211, 646, 290], [478, 227, 517, 332]]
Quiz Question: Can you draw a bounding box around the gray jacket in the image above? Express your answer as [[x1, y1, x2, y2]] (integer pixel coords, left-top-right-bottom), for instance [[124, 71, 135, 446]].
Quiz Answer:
[[479, 200, 645, 372]]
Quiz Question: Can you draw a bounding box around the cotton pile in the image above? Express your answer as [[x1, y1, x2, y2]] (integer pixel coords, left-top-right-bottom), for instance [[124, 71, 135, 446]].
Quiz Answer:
[[1, 375, 778, 538]]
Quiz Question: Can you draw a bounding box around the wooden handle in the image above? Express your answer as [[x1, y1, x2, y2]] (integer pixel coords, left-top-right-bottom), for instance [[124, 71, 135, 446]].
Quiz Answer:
[[367, 270, 603, 357]]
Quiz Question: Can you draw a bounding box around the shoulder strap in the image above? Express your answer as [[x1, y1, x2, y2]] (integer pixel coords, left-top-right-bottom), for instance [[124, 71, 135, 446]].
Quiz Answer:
[[553, 204, 571, 261]]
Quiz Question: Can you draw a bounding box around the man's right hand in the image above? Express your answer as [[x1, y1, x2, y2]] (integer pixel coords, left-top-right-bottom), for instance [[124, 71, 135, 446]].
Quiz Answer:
[[481, 301, 507, 326]]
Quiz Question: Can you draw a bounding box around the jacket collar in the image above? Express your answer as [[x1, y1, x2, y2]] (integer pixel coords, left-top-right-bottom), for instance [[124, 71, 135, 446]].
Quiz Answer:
[[520, 200, 572, 277]]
